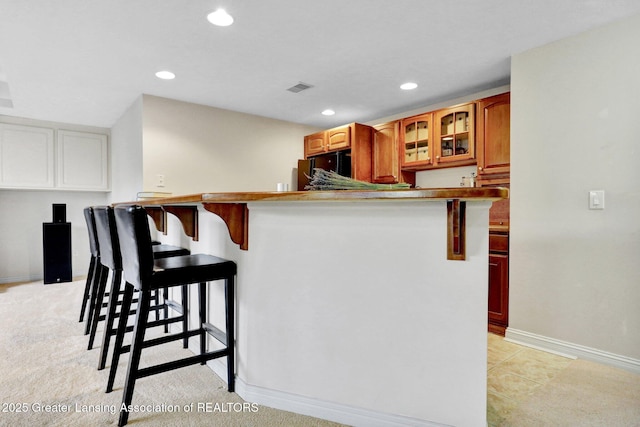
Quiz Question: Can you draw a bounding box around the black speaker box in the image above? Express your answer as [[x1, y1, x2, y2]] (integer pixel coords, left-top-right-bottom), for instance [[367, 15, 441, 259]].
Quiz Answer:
[[53, 204, 66, 223], [43, 222, 72, 284]]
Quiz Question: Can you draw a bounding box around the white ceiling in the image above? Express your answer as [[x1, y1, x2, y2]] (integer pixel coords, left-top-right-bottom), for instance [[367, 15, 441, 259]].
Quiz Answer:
[[1, 0, 640, 129]]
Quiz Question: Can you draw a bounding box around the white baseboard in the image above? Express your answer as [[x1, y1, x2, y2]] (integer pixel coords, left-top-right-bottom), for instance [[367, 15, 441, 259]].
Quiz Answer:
[[0, 274, 42, 285], [505, 328, 640, 375], [205, 358, 448, 427]]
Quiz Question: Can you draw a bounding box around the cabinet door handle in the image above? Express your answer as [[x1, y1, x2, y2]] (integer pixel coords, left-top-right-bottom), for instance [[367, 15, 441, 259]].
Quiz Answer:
[[478, 166, 483, 171]]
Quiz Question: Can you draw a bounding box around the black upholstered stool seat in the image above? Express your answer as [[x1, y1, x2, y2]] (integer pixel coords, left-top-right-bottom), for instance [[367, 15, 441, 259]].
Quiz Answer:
[[151, 254, 236, 289], [110, 205, 236, 427]]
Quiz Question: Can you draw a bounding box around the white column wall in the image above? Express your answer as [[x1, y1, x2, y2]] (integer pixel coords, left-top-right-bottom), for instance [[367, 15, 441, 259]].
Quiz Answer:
[[170, 200, 490, 427], [509, 13, 640, 362]]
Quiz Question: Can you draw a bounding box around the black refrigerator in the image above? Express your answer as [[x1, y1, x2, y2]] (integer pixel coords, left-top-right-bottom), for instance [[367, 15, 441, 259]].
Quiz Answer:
[[297, 150, 352, 190]]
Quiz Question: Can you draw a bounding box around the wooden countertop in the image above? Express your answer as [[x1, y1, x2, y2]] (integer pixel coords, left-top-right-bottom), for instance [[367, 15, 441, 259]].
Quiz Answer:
[[118, 187, 507, 260], [128, 187, 508, 206]]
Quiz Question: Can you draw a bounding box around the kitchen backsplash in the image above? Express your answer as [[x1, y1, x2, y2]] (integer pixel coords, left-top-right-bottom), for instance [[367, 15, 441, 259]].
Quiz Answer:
[[415, 165, 477, 189]]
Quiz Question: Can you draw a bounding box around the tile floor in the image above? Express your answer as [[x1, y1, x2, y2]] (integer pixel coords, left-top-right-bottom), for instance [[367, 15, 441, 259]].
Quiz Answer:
[[487, 333, 574, 426]]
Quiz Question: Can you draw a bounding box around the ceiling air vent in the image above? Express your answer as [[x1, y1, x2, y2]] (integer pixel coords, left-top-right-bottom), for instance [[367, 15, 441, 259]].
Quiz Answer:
[[287, 82, 314, 93]]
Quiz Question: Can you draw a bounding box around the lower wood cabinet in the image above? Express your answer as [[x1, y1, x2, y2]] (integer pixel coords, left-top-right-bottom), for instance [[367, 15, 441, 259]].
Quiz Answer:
[[488, 230, 509, 335]]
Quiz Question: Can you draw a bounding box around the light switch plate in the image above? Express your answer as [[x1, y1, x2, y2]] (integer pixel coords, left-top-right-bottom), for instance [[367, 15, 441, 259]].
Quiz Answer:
[[589, 190, 605, 210]]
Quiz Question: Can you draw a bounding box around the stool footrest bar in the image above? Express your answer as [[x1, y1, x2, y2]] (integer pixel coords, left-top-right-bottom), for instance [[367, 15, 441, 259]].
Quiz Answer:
[[203, 322, 227, 346], [164, 299, 183, 314], [136, 348, 230, 379]]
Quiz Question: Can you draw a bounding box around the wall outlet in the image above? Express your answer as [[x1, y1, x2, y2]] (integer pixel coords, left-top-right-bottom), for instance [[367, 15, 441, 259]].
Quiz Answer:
[[157, 174, 165, 188]]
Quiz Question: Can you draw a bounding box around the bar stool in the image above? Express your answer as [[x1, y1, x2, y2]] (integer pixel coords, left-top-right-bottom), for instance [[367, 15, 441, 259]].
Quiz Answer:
[[88, 206, 191, 371], [80, 207, 108, 335], [111, 205, 235, 427], [80, 207, 98, 323]]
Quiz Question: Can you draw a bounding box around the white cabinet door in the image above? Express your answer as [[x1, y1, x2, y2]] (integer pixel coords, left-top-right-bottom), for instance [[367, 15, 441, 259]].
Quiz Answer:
[[57, 130, 109, 190], [0, 123, 55, 188]]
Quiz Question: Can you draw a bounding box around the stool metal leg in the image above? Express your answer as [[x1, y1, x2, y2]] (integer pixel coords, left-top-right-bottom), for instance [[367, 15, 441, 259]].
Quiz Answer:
[[181, 285, 189, 349], [226, 276, 235, 392], [163, 287, 169, 333], [79, 256, 96, 322], [107, 282, 134, 393], [85, 264, 106, 335], [88, 266, 109, 349], [98, 269, 122, 370], [118, 289, 151, 427], [199, 282, 207, 365]]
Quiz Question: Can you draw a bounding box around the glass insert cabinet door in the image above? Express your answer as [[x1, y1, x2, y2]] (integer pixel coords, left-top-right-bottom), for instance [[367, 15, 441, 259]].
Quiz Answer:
[[435, 103, 475, 163], [401, 113, 433, 167]]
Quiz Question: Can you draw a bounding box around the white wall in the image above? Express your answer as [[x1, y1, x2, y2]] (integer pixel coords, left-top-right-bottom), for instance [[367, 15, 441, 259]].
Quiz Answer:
[[509, 13, 640, 362], [0, 116, 109, 283], [0, 190, 108, 284], [141, 95, 318, 194], [0, 95, 318, 283], [109, 96, 143, 203]]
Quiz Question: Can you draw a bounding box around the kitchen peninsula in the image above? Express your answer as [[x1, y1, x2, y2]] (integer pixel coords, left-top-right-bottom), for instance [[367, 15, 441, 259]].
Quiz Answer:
[[122, 187, 507, 427]]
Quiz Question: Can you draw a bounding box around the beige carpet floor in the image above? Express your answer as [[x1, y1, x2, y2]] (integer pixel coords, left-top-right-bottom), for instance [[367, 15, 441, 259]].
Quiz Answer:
[[501, 357, 640, 426], [0, 279, 343, 427], [2, 279, 640, 426]]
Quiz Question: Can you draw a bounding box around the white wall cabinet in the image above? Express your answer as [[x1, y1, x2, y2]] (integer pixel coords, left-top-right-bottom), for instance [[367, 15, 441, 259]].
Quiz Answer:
[[0, 123, 55, 188], [0, 124, 109, 191], [57, 130, 109, 190]]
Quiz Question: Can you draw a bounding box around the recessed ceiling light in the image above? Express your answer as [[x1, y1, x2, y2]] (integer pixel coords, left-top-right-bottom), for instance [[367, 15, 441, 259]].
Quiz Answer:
[[321, 109, 335, 116], [207, 9, 234, 26], [155, 70, 176, 80], [400, 82, 418, 90]]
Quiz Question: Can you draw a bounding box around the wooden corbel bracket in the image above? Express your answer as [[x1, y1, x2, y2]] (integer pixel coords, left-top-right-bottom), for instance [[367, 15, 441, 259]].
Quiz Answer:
[[143, 206, 167, 235], [202, 203, 249, 250], [162, 205, 199, 241], [447, 199, 466, 261]]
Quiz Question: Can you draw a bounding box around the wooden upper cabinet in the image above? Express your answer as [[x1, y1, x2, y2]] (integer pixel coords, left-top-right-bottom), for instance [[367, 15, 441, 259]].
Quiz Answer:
[[434, 103, 475, 165], [304, 125, 354, 158], [327, 125, 350, 151], [304, 131, 326, 157], [372, 121, 399, 184], [476, 92, 510, 181], [349, 123, 373, 182], [400, 113, 433, 169], [303, 123, 373, 181]]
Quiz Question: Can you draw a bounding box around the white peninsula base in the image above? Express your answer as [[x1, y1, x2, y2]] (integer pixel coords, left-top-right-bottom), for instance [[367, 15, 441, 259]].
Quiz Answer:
[[134, 189, 504, 427]]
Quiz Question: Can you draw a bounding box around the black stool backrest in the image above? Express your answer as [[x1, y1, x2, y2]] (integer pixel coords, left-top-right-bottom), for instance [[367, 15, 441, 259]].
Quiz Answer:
[[114, 205, 155, 290], [83, 207, 100, 257], [93, 206, 122, 271]]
